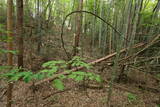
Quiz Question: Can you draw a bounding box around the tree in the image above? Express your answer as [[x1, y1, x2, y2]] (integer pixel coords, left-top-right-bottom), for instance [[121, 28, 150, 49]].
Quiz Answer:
[[73, 0, 83, 56], [16, 0, 24, 67], [6, 0, 14, 107]]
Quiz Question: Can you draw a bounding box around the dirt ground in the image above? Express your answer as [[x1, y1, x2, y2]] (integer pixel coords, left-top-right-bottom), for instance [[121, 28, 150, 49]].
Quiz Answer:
[[0, 64, 160, 107]]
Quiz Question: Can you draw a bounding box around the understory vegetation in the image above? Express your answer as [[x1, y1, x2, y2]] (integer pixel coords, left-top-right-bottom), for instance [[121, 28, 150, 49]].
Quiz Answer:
[[0, 0, 160, 107]]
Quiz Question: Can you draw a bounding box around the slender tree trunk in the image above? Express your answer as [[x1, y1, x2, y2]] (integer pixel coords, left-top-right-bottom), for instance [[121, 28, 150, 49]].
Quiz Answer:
[[109, 0, 114, 54], [91, 0, 97, 54], [36, 0, 41, 54], [129, 0, 142, 50], [73, 0, 83, 56], [68, 0, 75, 28], [6, 0, 14, 107], [137, 0, 144, 27], [98, 0, 103, 48], [125, 0, 133, 47], [16, 0, 24, 67]]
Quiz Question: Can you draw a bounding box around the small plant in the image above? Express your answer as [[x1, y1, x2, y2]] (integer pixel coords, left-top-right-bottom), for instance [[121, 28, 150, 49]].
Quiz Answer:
[[0, 56, 101, 91], [0, 49, 18, 54], [127, 93, 137, 103], [156, 74, 160, 79]]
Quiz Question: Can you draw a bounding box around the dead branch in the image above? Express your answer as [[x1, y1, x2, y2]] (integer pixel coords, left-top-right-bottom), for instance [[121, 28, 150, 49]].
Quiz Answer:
[[120, 34, 160, 63], [103, 80, 139, 94], [129, 65, 160, 82], [43, 88, 71, 100], [30, 34, 159, 86], [138, 84, 160, 93], [32, 42, 145, 87], [124, 56, 160, 65]]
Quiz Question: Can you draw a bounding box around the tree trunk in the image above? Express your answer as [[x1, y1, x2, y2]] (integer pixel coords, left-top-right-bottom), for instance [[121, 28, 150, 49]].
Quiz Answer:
[[91, 0, 97, 52], [36, 0, 41, 54], [6, 0, 14, 107], [16, 0, 24, 67], [73, 0, 83, 56]]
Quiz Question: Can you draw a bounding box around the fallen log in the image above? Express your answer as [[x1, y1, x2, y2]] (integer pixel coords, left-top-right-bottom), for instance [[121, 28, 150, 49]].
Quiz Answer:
[[32, 42, 145, 86]]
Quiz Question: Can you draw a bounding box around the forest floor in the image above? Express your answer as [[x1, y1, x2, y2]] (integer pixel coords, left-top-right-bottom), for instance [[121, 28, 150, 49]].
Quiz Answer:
[[0, 73, 159, 107], [0, 29, 160, 107]]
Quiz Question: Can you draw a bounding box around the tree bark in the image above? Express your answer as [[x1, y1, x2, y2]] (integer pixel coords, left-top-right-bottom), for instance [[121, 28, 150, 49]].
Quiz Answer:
[[6, 0, 14, 107], [73, 0, 83, 56], [16, 0, 24, 67]]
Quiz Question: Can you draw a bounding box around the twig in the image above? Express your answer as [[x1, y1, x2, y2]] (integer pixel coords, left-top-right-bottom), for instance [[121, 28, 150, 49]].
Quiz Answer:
[[103, 80, 139, 94], [43, 88, 71, 100], [0, 89, 7, 101]]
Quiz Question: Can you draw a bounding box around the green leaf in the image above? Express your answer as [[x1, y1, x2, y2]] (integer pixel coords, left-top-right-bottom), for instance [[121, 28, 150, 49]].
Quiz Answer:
[[33, 73, 45, 80], [0, 66, 11, 71], [0, 49, 18, 54], [58, 75, 66, 79], [95, 75, 101, 82], [40, 69, 49, 73], [52, 79, 64, 90], [23, 76, 32, 83], [47, 72, 54, 77], [9, 68, 20, 73], [127, 93, 137, 103], [10, 73, 22, 81], [72, 71, 86, 76], [50, 67, 58, 73], [2, 72, 14, 78], [68, 74, 77, 79], [42, 60, 65, 68], [1, 68, 19, 79], [75, 75, 84, 81], [87, 72, 93, 76], [69, 56, 91, 69], [22, 72, 33, 83]]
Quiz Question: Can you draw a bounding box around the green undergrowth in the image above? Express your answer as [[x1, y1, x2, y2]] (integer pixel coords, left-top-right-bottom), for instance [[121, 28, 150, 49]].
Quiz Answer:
[[0, 56, 101, 90]]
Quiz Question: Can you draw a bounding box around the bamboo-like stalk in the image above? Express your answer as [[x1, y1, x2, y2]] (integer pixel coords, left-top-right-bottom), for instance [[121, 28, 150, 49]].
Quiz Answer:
[[98, 0, 103, 48], [128, 0, 143, 55], [91, 0, 97, 52]]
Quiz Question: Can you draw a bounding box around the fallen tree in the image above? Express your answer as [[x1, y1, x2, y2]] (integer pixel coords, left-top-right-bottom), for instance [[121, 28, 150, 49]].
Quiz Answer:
[[32, 34, 160, 87], [32, 43, 145, 86]]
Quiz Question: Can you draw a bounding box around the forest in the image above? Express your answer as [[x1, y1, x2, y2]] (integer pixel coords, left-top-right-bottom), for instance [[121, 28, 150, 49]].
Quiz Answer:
[[0, 0, 160, 107]]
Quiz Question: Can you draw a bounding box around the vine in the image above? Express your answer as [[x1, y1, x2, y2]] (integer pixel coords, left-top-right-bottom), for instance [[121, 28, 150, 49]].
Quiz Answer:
[[60, 10, 127, 59]]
